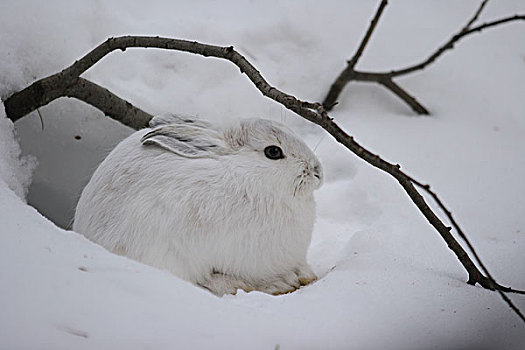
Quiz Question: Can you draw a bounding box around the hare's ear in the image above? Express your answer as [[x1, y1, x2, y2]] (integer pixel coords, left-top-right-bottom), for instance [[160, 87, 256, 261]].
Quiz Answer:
[[141, 124, 226, 158], [148, 113, 212, 129]]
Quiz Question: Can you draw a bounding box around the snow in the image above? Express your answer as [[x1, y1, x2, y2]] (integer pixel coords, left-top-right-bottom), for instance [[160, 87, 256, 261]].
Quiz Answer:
[[1, 0, 525, 349], [0, 108, 36, 200]]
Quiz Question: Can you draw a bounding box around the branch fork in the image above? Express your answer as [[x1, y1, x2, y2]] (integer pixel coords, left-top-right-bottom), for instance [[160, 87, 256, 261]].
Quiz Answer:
[[322, 0, 524, 114]]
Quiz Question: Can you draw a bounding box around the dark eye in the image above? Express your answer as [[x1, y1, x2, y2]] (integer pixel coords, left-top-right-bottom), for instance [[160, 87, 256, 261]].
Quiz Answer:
[[264, 145, 284, 160]]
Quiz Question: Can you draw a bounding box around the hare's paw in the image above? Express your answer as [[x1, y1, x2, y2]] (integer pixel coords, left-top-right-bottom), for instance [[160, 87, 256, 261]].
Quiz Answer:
[[198, 272, 255, 297], [295, 264, 318, 286], [256, 271, 301, 296]]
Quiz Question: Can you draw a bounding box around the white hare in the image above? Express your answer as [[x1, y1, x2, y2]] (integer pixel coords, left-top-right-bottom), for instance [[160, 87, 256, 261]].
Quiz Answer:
[[74, 114, 323, 296]]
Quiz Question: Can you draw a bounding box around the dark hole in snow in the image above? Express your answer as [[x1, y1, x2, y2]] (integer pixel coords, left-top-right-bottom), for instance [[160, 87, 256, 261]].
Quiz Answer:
[[15, 101, 133, 229]]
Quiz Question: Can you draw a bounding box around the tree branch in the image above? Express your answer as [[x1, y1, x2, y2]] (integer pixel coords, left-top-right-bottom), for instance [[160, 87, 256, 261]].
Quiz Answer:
[[322, 0, 525, 113], [4, 35, 524, 322], [464, 0, 489, 30], [409, 177, 525, 319], [323, 0, 387, 109], [388, 14, 525, 77], [66, 78, 152, 129], [378, 78, 429, 114], [347, 0, 388, 70]]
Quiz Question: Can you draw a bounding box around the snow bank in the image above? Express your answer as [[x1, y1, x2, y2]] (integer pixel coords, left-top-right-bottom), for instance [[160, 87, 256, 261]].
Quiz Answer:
[[0, 104, 36, 200]]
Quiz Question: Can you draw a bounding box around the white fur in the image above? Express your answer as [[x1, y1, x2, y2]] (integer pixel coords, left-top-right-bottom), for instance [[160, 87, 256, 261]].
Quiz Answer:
[[74, 114, 323, 296]]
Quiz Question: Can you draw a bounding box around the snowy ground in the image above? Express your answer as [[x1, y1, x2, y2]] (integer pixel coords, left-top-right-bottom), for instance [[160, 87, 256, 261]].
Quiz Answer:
[[1, 1, 525, 349]]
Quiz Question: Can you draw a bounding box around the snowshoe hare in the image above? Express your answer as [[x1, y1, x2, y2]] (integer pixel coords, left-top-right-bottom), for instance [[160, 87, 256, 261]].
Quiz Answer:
[[74, 114, 323, 296]]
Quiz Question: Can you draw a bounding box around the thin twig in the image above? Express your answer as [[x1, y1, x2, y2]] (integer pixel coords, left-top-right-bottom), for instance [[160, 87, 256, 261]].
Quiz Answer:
[[347, 0, 388, 70], [4, 36, 524, 323], [463, 0, 489, 30], [388, 13, 525, 77]]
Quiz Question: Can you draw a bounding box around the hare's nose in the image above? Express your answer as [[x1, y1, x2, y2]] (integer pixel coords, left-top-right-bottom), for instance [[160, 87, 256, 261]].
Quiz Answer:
[[313, 165, 321, 179]]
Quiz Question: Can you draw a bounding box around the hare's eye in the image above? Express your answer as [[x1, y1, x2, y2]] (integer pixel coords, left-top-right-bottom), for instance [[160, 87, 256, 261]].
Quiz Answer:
[[264, 145, 284, 160]]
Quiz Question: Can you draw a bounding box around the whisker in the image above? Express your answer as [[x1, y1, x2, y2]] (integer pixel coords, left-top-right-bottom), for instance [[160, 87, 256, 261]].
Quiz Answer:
[[313, 133, 326, 154]]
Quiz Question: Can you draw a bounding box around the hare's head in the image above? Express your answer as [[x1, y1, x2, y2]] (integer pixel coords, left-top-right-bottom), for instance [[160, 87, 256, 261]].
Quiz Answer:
[[141, 115, 322, 197], [223, 118, 322, 197]]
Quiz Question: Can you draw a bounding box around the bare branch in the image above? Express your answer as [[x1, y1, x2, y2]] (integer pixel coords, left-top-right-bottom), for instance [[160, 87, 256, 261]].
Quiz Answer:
[[5, 73, 68, 122], [322, 0, 524, 113], [347, 0, 388, 70], [410, 177, 525, 298], [323, 67, 355, 111], [410, 178, 525, 319], [66, 78, 152, 129], [463, 0, 489, 30], [322, 0, 388, 110], [462, 14, 525, 36], [389, 13, 525, 77], [378, 78, 429, 114], [4, 35, 524, 322], [5, 75, 152, 129]]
